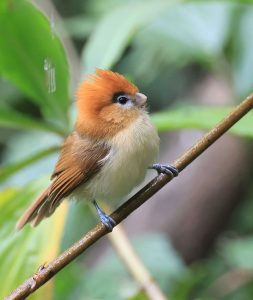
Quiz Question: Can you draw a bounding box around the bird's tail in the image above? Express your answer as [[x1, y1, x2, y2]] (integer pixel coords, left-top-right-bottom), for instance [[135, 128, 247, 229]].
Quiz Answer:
[[16, 186, 55, 230]]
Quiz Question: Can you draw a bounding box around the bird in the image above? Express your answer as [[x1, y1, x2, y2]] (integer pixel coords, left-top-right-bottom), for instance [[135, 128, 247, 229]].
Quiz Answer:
[[16, 69, 178, 231]]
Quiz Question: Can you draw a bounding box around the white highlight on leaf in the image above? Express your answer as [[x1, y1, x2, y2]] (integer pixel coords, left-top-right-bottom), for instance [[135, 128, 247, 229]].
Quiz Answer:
[[50, 13, 55, 39], [44, 58, 56, 93]]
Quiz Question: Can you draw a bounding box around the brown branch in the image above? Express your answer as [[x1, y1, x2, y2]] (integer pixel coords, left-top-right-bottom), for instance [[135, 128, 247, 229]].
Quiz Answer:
[[6, 93, 253, 300]]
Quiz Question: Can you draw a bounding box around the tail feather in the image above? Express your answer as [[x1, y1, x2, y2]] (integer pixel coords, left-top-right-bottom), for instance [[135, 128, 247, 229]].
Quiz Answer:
[[16, 186, 52, 230], [30, 201, 52, 227]]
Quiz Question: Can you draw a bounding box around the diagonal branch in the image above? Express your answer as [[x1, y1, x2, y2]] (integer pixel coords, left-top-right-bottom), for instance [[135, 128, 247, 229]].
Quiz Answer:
[[6, 93, 253, 300]]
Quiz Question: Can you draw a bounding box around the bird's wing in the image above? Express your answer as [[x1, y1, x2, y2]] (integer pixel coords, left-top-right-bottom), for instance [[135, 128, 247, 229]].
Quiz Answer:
[[16, 133, 110, 229]]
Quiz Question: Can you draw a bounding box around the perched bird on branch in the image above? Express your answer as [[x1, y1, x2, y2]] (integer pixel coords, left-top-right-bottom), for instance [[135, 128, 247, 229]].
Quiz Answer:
[[16, 69, 178, 231]]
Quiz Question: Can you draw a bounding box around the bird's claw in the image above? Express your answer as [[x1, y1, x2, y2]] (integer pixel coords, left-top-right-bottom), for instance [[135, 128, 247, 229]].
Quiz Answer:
[[150, 163, 179, 177], [93, 200, 116, 232], [99, 214, 116, 232]]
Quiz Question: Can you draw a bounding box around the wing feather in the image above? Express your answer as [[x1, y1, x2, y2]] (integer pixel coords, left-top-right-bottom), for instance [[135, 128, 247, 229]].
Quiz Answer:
[[16, 132, 110, 229]]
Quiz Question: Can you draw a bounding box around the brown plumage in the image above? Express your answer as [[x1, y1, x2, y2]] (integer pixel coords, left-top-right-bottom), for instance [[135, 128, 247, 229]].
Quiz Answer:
[[16, 69, 159, 230], [17, 133, 110, 229]]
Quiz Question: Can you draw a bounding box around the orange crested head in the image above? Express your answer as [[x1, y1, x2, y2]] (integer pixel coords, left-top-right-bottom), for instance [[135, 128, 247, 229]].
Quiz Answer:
[[76, 69, 148, 139]]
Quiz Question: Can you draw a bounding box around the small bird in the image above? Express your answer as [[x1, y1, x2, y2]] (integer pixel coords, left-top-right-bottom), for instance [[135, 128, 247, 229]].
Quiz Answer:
[[16, 69, 178, 231]]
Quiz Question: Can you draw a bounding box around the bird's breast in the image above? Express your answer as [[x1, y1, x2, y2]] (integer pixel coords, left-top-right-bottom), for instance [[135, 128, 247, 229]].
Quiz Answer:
[[83, 113, 159, 202]]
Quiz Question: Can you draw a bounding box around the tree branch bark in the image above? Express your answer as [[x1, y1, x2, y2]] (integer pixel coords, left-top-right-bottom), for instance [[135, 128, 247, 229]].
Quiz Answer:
[[6, 93, 253, 300]]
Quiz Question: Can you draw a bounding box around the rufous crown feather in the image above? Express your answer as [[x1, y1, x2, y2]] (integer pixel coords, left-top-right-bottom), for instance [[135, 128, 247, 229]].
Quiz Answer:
[[75, 69, 142, 139]]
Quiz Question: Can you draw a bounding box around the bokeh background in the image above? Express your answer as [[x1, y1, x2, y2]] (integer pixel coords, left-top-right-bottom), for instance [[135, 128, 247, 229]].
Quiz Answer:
[[1, 0, 253, 299]]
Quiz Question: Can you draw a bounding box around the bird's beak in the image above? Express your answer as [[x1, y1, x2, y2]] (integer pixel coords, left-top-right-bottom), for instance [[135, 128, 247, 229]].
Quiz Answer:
[[135, 93, 147, 108]]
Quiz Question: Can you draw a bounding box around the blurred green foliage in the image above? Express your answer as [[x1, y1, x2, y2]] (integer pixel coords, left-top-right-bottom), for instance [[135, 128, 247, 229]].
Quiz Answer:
[[0, 0, 70, 129], [152, 106, 253, 138], [0, 180, 67, 300], [1, 0, 253, 299]]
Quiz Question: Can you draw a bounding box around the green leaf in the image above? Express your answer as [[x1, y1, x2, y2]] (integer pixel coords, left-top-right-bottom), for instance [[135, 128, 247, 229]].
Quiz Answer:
[[64, 16, 96, 39], [0, 181, 68, 299], [0, 146, 59, 182], [221, 237, 253, 270], [129, 292, 149, 300], [151, 105, 253, 138], [170, 265, 208, 300], [0, 106, 66, 135], [76, 234, 185, 300], [231, 6, 253, 98], [230, 186, 253, 233], [2, 131, 61, 187], [117, 1, 234, 82], [151, 2, 233, 58], [54, 202, 96, 300], [0, 0, 70, 127], [81, 0, 178, 74]]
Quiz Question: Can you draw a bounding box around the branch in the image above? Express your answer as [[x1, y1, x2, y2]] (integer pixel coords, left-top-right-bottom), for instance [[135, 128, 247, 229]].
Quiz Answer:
[[6, 94, 253, 300]]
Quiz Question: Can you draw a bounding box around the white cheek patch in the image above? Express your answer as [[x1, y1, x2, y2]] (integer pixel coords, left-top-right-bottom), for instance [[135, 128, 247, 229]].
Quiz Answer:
[[117, 100, 134, 109]]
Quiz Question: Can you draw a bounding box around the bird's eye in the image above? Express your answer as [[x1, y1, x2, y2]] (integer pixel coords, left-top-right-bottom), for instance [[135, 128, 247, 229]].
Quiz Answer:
[[117, 95, 129, 105]]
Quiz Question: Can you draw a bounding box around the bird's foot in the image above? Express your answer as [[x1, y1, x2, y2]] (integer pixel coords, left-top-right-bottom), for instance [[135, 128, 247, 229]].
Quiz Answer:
[[93, 200, 116, 232], [150, 163, 179, 177]]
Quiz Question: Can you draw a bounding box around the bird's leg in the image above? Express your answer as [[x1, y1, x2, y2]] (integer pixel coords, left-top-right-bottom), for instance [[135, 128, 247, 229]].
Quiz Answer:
[[92, 200, 116, 232], [149, 163, 179, 177]]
